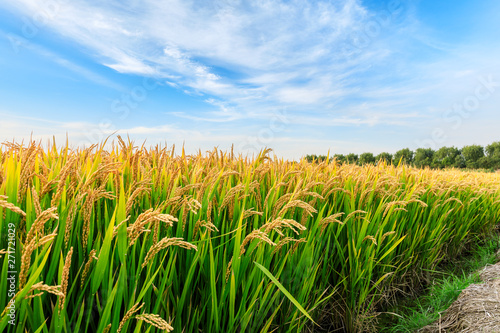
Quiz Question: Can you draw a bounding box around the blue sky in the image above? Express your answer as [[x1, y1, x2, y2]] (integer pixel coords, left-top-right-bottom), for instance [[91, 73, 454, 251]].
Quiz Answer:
[[0, 0, 499, 159]]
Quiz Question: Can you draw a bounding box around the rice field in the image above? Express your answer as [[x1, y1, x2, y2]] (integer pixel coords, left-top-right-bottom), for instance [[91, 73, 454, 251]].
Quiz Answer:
[[1, 139, 500, 332]]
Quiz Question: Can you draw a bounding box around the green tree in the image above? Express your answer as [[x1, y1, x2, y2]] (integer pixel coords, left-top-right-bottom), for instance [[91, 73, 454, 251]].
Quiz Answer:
[[478, 156, 493, 169], [393, 148, 413, 165], [346, 153, 359, 164], [485, 141, 500, 169], [486, 141, 500, 158], [305, 154, 316, 163], [433, 146, 461, 169], [333, 154, 346, 164], [317, 155, 328, 162], [461, 145, 484, 169], [305, 155, 329, 163], [376, 152, 392, 164], [414, 148, 435, 168], [454, 154, 466, 168], [359, 152, 376, 165]]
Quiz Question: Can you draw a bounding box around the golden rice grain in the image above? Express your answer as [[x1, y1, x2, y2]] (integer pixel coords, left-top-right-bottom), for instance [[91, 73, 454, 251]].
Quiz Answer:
[[362, 235, 378, 246], [59, 247, 73, 311], [261, 218, 306, 236], [136, 313, 174, 332], [117, 302, 144, 333], [31, 186, 42, 217], [51, 156, 77, 206], [319, 213, 345, 232], [142, 237, 197, 268], [442, 197, 464, 206], [272, 237, 306, 255], [276, 199, 317, 218], [0, 197, 26, 217], [19, 239, 35, 290], [219, 184, 245, 213], [242, 208, 264, 220], [25, 282, 64, 299], [19, 231, 57, 289], [102, 324, 112, 333], [81, 249, 98, 288], [128, 209, 177, 246], [126, 186, 152, 215], [113, 216, 131, 238], [270, 193, 293, 217], [240, 230, 276, 256], [344, 210, 367, 222], [381, 231, 397, 242], [25, 207, 58, 244]]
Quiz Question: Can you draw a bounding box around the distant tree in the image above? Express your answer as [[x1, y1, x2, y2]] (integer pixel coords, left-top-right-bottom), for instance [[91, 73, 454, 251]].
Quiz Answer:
[[346, 153, 359, 164], [317, 155, 328, 162], [478, 156, 493, 169], [305, 154, 328, 163], [433, 146, 461, 169], [305, 154, 316, 163], [376, 152, 392, 164], [414, 148, 435, 168], [461, 145, 484, 169], [486, 141, 500, 158], [359, 152, 375, 165], [333, 154, 346, 164], [304, 140, 500, 169], [393, 148, 413, 165], [454, 154, 466, 168], [486, 141, 500, 169]]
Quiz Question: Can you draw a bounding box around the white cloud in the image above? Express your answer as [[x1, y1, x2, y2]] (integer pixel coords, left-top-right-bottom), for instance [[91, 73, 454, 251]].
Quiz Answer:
[[276, 86, 333, 104], [104, 55, 156, 75], [0, 0, 372, 105], [2, 0, 500, 157]]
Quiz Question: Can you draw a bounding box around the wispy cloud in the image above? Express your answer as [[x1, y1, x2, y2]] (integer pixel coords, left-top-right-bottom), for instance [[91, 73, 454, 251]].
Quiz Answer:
[[0, 0, 378, 109], [2, 0, 500, 157]]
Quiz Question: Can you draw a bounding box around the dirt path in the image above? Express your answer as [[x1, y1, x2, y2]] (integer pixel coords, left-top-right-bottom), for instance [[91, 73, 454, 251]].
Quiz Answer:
[[419, 259, 500, 332]]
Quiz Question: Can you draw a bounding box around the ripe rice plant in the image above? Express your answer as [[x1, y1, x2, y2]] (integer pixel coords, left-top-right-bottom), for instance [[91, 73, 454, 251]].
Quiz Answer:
[[1, 139, 499, 332]]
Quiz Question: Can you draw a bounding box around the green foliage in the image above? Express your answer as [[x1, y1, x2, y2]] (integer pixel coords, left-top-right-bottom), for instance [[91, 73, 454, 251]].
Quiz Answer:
[[359, 152, 376, 165], [454, 154, 466, 168], [326, 140, 500, 170], [486, 141, 500, 159], [304, 154, 329, 163], [462, 145, 485, 169], [414, 148, 434, 168], [433, 146, 461, 168], [333, 154, 346, 163], [485, 141, 500, 169], [345, 153, 359, 164], [376, 152, 392, 164], [393, 148, 413, 165]]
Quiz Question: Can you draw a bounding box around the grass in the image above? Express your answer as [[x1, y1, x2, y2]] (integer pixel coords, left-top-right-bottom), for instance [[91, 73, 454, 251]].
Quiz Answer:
[[381, 236, 500, 332], [0, 139, 500, 332]]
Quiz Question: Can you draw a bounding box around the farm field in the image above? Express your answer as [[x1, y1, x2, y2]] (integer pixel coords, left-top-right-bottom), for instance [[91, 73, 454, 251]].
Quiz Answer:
[[1, 139, 500, 332]]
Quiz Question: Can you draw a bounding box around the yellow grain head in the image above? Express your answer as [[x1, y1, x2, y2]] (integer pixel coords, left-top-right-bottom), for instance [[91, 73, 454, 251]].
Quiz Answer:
[[117, 302, 144, 333], [59, 246, 73, 311]]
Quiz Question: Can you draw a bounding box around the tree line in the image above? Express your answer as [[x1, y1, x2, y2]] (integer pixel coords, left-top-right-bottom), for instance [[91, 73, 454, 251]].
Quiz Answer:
[[305, 141, 500, 170]]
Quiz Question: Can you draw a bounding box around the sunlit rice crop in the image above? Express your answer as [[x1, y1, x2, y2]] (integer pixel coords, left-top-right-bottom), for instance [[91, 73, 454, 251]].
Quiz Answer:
[[1, 138, 499, 332]]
